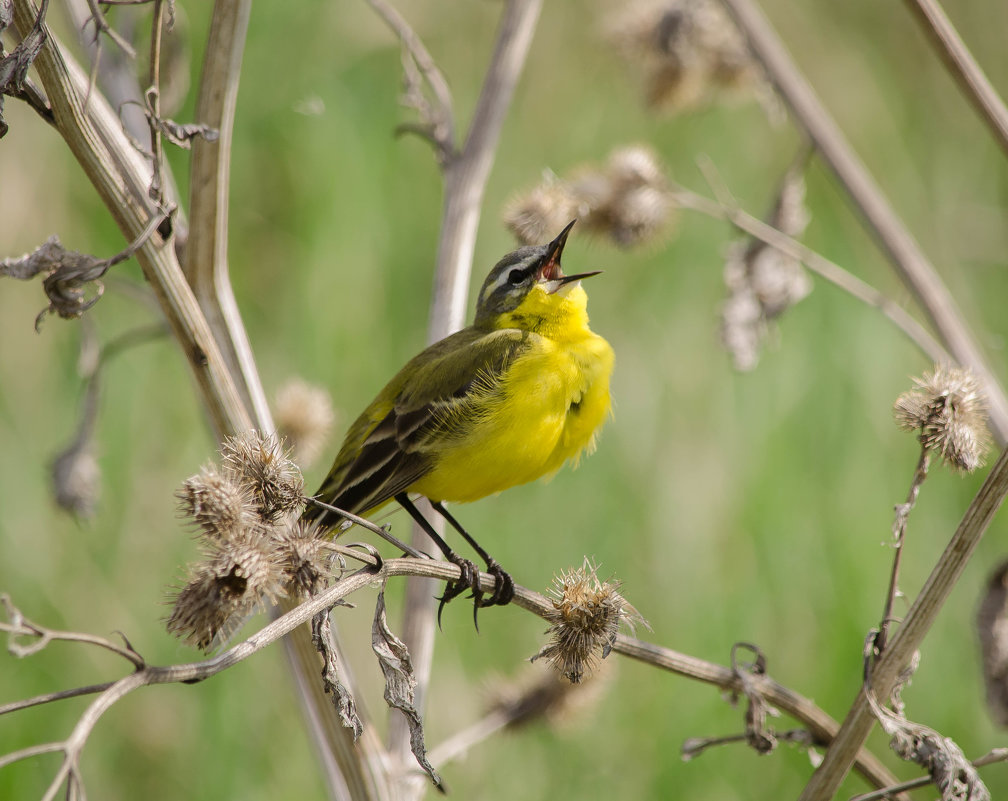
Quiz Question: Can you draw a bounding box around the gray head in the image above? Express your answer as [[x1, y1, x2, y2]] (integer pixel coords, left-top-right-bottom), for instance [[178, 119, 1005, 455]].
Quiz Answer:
[[473, 221, 600, 326]]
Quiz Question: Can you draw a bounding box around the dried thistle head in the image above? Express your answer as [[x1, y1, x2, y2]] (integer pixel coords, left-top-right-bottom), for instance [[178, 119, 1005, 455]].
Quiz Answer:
[[176, 464, 258, 541], [533, 559, 644, 683], [166, 532, 284, 651], [720, 162, 812, 371], [505, 146, 675, 250], [893, 366, 991, 472], [272, 519, 332, 599], [274, 379, 336, 469], [607, 0, 764, 114], [596, 146, 676, 248], [978, 560, 1008, 727], [504, 175, 583, 246], [221, 430, 305, 521]]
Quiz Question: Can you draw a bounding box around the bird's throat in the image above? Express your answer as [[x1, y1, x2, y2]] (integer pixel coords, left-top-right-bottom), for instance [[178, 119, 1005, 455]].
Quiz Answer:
[[493, 284, 593, 341]]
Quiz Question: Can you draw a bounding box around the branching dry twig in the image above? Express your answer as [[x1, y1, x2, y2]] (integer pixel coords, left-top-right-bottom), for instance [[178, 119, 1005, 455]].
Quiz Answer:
[[672, 184, 952, 366], [876, 445, 930, 654], [366, 0, 455, 165], [2, 556, 903, 797], [718, 0, 1008, 445]]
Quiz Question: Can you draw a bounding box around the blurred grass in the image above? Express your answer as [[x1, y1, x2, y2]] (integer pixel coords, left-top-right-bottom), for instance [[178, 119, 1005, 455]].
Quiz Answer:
[[2, 0, 1008, 798]]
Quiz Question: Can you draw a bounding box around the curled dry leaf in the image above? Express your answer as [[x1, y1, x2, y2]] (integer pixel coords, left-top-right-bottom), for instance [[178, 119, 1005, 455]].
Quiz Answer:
[[372, 587, 442, 789], [312, 610, 363, 739]]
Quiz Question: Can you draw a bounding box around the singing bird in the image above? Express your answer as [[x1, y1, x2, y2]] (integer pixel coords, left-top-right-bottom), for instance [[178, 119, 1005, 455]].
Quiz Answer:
[[304, 221, 614, 619]]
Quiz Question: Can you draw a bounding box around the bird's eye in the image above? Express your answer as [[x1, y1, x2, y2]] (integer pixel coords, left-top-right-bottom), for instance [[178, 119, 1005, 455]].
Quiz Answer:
[[507, 269, 525, 286]]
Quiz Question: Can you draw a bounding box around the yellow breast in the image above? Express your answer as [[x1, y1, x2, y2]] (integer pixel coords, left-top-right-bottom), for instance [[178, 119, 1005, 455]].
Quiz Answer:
[[411, 284, 614, 504]]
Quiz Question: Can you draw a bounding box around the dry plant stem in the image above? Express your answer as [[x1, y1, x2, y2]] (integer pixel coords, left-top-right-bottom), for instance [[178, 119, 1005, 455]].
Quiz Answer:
[[186, 6, 375, 797], [389, 0, 543, 784], [184, 0, 272, 430], [718, 0, 1008, 445], [849, 747, 1008, 801], [672, 186, 952, 366], [611, 636, 904, 797], [145, 0, 165, 203], [365, 0, 454, 162], [425, 708, 513, 770], [876, 446, 930, 653], [10, 0, 250, 439], [797, 443, 1008, 800], [903, 0, 1008, 159], [2, 558, 901, 796], [11, 3, 361, 797]]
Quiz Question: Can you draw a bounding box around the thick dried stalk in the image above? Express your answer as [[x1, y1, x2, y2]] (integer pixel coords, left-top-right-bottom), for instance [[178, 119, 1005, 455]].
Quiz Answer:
[[903, 0, 1008, 160], [10, 0, 250, 440], [797, 443, 1008, 799], [185, 0, 272, 429]]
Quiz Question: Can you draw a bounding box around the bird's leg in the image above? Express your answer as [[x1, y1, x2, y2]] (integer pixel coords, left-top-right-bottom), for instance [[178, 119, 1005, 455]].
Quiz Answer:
[[394, 494, 483, 628], [430, 501, 515, 609]]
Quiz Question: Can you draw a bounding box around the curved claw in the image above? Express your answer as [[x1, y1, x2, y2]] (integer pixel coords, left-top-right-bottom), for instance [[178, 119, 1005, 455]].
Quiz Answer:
[[436, 556, 479, 629], [482, 560, 514, 607]]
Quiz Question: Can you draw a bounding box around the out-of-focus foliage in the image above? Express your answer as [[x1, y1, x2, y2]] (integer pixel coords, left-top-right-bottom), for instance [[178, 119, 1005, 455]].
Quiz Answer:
[[2, 1, 1008, 799]]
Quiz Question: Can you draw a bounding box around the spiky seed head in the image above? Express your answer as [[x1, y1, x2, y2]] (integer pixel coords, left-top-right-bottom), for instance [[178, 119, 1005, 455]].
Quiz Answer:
[[533, 559, 644, 683], [176, 464, 258, 541], [893, 366, 991, 472], [166, 533, 284, 651], [274, 379, 336, 469], [606, 0, 762, 113], [272, 519, 331, 599], [220, 430, 305, 521], [719, 164, 811, 371], [506, 146, 675, 251], [504, 176, 581, 247]]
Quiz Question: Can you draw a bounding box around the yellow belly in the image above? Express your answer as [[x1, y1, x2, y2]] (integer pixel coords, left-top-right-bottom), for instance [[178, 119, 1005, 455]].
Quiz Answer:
[[411, 333, 614, 503]]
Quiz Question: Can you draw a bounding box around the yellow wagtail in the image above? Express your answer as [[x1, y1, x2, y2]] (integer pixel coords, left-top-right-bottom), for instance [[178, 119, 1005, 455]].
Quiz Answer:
[[304, 221, 614, 620]]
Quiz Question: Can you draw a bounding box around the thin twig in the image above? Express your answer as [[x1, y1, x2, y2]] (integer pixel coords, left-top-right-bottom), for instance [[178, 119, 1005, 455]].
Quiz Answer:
[[718, 0, 1008, 445], [876, 445, 930, 653], [366, 0, 455, 164], [2, 594, 146, 668], [0, 682, 117, 716], [903, 0, 1008, 160], [83, 0, 135, 57], [144, 0, 165, 203], [671, 185, 952, 366]]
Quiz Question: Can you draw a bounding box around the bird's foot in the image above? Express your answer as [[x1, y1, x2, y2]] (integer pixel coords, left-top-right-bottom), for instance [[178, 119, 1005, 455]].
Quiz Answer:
[[482, 559, 514, 607], [436, 556, 514, 631], [436, 554, 480, 629]]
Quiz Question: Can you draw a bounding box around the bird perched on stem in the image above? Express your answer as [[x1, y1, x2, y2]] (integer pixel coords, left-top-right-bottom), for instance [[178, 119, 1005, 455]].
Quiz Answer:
[[304, 221, 614, 623]]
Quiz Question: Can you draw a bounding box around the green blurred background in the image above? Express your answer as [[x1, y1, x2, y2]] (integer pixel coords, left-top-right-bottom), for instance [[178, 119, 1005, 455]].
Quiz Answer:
[[3, 1, 1008, 798]]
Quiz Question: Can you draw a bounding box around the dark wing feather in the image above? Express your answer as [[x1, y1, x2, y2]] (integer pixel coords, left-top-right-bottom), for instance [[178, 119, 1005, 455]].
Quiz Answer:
[[304, 328, 528, 528]]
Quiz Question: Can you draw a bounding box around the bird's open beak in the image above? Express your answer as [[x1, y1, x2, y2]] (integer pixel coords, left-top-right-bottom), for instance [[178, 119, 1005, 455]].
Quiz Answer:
[[537, 220, 602, 291]]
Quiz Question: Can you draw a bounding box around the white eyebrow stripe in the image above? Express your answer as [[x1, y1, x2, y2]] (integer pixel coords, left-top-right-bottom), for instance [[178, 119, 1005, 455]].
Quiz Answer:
[[490, 255, 537, 295]]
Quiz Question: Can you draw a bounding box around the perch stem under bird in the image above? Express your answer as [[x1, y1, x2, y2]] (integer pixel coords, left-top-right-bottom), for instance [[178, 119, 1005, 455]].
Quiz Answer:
[[303, 221, 614, 625]]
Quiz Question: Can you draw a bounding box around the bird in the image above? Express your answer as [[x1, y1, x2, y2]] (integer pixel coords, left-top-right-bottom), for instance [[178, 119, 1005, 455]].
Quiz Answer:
[[303, 220, 614, 622]]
